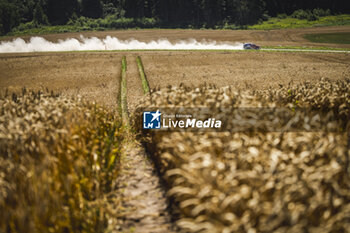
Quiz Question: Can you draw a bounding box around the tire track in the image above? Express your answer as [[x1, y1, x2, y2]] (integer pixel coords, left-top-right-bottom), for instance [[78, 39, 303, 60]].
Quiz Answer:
[[125, 55, 145, 111], [120, 56, 129, 124], [116, 56, 177, 233], [136, 56, 150, 94]]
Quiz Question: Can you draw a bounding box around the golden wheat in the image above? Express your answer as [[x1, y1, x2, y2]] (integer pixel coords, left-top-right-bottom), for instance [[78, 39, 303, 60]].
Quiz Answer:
[[135, 78, 350, 233], [0, 90, 124, 233]]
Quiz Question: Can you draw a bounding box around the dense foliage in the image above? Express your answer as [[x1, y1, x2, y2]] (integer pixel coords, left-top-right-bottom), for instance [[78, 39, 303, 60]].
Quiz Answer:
[[0, 0, 349, 35]]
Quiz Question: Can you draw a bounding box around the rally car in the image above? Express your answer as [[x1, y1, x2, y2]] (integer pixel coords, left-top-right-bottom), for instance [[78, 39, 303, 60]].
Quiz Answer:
[[243, 43, 261, 50]]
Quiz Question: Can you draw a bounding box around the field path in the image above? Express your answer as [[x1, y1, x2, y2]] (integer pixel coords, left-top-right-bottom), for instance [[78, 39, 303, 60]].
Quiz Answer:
[[116, 56, 177, 232], [116, 142, 176, 232], [125, 55, 144, 111]]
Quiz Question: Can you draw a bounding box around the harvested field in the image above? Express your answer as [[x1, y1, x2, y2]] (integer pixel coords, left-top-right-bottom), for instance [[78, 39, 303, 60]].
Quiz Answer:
[[133, 51, 349, 90], [0, 52, 122, 109], [1, 51, 349, 96]]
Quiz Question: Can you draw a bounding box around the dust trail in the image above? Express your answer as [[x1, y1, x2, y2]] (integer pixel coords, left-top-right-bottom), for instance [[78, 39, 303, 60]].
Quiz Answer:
[[0, 36, 244, 53]]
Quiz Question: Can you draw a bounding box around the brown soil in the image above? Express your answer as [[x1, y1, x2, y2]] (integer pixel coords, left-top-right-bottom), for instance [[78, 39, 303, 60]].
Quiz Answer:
[[116, 142, 177, 233], [2, 26, 350, 48]]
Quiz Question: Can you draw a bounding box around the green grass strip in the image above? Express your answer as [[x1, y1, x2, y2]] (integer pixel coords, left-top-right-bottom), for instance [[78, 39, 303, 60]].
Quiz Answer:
[[136, 56, 150, 94], [303, 32, 350, 44], [120, 56, 129, 124], [249, 14, 350, 30]]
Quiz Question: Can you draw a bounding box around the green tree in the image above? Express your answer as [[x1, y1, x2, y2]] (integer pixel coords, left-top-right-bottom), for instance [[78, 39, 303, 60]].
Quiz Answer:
[[82, 0, 103, 18], [21, 0, 36, 22], [47, 0, 79, 25], [0, 0, 19, 34], [226, 0, 264, 26], [33, 1, 49, 25]]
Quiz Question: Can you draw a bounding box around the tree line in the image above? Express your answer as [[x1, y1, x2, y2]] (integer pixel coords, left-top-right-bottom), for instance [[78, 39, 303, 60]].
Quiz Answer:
[[1, 0, 349, 35]]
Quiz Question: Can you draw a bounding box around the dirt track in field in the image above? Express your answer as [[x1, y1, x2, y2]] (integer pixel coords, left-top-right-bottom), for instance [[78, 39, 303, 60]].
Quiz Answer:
[[116, 142, 177, 233], [2, 26, 350, 49], [125, 55, 145, 111]]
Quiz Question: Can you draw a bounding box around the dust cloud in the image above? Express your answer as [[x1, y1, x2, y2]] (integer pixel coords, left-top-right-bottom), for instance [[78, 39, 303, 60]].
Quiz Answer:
[[0, 36, 244, 52]]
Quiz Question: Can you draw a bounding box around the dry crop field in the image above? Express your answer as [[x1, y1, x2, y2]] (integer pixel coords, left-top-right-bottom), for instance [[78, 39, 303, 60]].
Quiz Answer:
[[0, 28, 350, 232], [0, 53, 121, 109], [1, 51, 349, 107], [134, 78, 350, 232]]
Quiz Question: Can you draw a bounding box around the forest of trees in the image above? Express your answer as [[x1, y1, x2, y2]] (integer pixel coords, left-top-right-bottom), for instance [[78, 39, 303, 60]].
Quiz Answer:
[[0, 0, 349, 35]]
